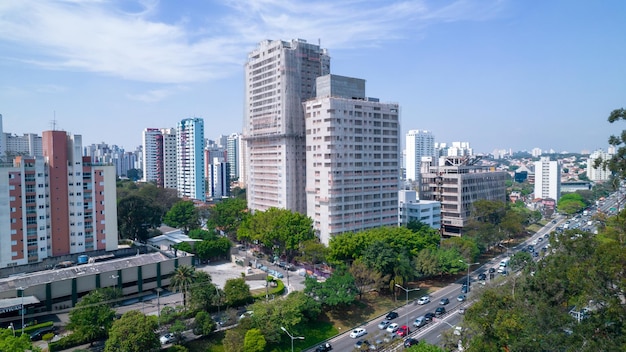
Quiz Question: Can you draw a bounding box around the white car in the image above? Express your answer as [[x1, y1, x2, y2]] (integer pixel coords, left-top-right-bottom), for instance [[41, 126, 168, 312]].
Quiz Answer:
[[417, 295, 431, 305], [350, 328, 367, 339], [378, 320, 391, 329], [386, 323, 399, 333], [160, 333, 175, 345]]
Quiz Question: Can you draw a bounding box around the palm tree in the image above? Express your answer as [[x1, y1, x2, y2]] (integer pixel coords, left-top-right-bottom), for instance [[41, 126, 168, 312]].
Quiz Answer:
[[170, 265, 197, 310]]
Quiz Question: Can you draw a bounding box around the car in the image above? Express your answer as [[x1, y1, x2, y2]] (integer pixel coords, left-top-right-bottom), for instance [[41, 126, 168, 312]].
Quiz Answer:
[[454, 326, 463, 336], [378, 320, 391, 329], [385, 311, 399, 320], [354, 340, 372, 350], [538, 237, 543, 242], [30, 326, 56, 341], [424, 312, 435, 322], [435, 307, 446, 316], [488, 267, 496, 273], [439, 297, 450, 305], [160, 333, 175, 345], [350, 328, 367, 339], [544, 233, 550, 239], [383, 333, 398, 343], [533, 251, 539, 258], [417, 295, 431, 305], [552, 220, 557, 224], [477, 273, 487, 281], [497, 266, 506, 273], [461, 284, 468, 294], [458, 306, 466, 314], [386, 323, 399, 333], [396, 325, 410, 337], [413, 316, 427, 328], [404, 338, 419, 347], [457, 294, 466, 302], [315, 343, 333, 352]]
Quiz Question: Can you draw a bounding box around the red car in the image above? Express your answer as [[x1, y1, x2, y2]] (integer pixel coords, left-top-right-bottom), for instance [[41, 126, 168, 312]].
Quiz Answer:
[[396, 325, 410, 337]]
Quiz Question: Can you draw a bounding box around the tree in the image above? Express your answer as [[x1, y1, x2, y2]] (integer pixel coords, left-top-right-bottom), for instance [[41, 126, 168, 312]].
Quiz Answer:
[[193, 311, 216, 336], [195, 237, 232, 261], [189, 271, 219, 312], [117, 195, 162, 242], [223, 328, 245, 352], [68, 289, 116, 343], [595, 108, 626, 178], [223, 278, 252, 307], [243, 328, 266, 352], [406, 341, 447, 352], [105, 311, 160, 352], [296, 239, 329, 265], [207, 198, 248, 237], [164, 200, 200, 234], [349, 260, 386, 299], [304, 269, 357, 308], [170, 265, 197, 309], [0, 328, 40, 352], [557, 193, 586, 215], [170, 320, 186, 344]]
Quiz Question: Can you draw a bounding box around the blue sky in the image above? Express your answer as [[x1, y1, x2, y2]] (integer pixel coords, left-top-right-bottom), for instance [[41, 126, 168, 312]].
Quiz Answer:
[[1, 0, 625, 154]]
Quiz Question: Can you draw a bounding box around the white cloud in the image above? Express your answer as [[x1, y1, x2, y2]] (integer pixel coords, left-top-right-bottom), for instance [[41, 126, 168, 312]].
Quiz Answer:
[[0, 0, 507, 83], [126, 86, 188, 103]]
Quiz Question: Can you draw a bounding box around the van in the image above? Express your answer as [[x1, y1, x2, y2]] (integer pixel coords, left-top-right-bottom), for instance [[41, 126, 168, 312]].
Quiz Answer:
[[413, 316, 427, 328]]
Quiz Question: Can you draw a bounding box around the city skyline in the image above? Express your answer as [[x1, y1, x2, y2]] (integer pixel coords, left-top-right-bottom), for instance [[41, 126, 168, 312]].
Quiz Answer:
[[1, 0, 625, 153]]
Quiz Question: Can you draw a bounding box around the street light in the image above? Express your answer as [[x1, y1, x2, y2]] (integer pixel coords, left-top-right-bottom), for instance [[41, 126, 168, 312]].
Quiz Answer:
[[17, 287, 24, 335], [459, 260, 479, 292], [156, 288, 163, 329], [395, 284, 420, 328], [280, 326, 304, 352]]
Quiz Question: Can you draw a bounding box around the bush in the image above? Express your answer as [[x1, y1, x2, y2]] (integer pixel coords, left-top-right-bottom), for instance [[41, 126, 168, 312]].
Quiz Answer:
[[252, 279, 285, 300], [48, 333, 90, 352]]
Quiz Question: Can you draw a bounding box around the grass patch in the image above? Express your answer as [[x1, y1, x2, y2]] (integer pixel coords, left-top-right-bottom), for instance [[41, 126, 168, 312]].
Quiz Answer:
[[185, 331, 225, 352]]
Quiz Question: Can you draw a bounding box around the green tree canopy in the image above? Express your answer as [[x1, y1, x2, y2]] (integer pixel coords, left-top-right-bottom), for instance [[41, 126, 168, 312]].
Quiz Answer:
[[223, 278, 252, 307], [0, 328, 40, 352], [68, 289, 116, 342], [105, 311, 160, 352], [243, 328, 266, 352], [164, 200, 200, 234], [170, 265, 197, 309], [206, 198, 248, 237], [304, 269, 357, 309], [117, 195, 162, 242]]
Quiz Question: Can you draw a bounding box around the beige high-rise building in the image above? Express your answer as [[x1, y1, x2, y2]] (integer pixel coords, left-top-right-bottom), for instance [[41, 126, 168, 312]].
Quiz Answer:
[[420, 156, 507, 237], [243, 39, 330, 213], [304, 75, 400, 245]]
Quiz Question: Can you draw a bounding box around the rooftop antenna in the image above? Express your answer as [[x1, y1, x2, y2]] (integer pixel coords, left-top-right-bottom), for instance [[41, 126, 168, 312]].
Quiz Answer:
[[51, 111, 58, 131]]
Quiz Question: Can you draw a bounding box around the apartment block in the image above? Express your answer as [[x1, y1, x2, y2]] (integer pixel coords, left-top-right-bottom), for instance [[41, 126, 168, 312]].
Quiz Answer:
[[177, 118, 205, 201], [304, 74, 400, 245], [244, 39, 330, 214], [0, 130, 118, 267], [534, 156, 561, 201], [405, 130, 435, 183], [420, 156, 507, 237]]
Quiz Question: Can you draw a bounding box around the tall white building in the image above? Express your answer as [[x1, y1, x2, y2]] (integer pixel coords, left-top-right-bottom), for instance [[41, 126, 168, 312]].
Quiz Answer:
[[208, 157, 230, 199], [226, 133, 241, 181], [304, 75, 400, 245], [244, 39, 330, 214], [534, 157, 561, 201], [142, 128, 177, 188], [587, 149, 613, 181], [177, 118, 205, 201], [405, 130, 435, 182], [531, 147, 543, 157]]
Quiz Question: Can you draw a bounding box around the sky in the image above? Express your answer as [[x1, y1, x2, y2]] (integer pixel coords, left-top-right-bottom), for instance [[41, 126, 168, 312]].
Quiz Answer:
[[1, 0, 625, 154]]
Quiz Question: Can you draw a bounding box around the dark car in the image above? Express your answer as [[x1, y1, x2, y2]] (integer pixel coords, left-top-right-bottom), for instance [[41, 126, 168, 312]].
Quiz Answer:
[[478, 273, 487, 281], [355, 340, 372, 350], [461, 284, 468, 294], [315, 342, 333, 352], [435, 306, 446, 316], [424, 312, 435, 322], [386, 311, 399, 320], [488, 267, 496, 273], [404, 338, 419, 347], [439, 297, 449, 305], [30, 326, 56, 341]]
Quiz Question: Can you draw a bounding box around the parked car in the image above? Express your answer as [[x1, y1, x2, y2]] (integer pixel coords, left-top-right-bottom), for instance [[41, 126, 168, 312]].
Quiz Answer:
[[30, 326, 56, 341], [378, 320, 391, 329], [435, 307, 446, 316], [315, 342, 332, 352], [385, 311, 399, 320], [439, 297, 450, 305], [417, 295, 431, 305], [160, 333, 175, 345], [350, 328, 367, 338]]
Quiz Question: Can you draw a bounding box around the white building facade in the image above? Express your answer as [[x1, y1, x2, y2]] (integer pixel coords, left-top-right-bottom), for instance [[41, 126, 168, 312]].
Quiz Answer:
[[304, 75, 400, 245], [244, 39, 330, 214], [534, 156, 561, 200], [587, 149, 613, 181], [177, 118, 206, 201], [398, 190, 441, 229], [405, 130, 435, 183]]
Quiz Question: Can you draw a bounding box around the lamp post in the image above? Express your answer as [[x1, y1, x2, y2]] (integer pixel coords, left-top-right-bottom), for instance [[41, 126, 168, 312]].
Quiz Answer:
[[156, 288, 163, 329], [280, 326, 304, 352], [17, 287, 24, 335], [395, 284, 420, 328], [459, 260, 479, 293]]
